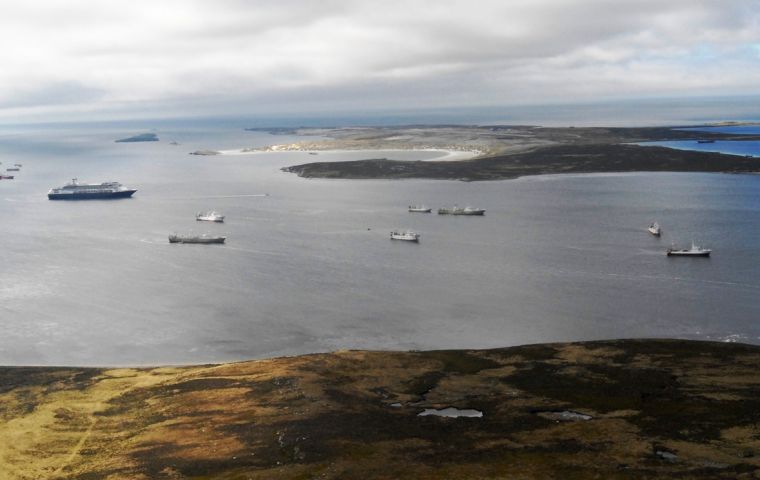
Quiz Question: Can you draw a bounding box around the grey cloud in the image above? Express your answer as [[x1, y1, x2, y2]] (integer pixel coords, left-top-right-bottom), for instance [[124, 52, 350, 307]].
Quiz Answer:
[[0, 81, 105, 109], [0, 0, 759, 121]]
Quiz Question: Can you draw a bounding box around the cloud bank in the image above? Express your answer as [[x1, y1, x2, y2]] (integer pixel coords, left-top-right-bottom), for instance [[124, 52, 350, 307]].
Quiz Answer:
[[1, 0, 759, 121]]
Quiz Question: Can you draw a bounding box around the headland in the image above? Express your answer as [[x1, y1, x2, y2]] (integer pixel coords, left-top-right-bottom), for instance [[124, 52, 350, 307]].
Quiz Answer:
[[263, 125, 760, 181]]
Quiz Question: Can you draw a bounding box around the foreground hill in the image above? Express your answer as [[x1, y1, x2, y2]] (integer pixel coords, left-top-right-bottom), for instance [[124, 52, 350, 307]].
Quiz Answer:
[[1, 339, 759, 479]]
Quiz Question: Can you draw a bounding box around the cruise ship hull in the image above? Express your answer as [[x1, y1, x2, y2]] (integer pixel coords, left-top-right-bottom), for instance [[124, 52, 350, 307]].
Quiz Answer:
[[48, 190, 137, 200]]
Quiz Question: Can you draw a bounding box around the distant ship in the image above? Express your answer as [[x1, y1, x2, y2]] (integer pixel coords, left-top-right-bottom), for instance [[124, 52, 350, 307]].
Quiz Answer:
[[667, 242, 711, 257], [390, 231, 420, 242], [697, 140, 716, 144], [169, 234, 226, 244], [6, 167, 19, 172], [438, 206, 485, 215], [408, 205, 432, 213], [196, 211, 225, 222], [48, 179, 137, 200], [648, 222, 661, 236], [0, 175, 13, 180]]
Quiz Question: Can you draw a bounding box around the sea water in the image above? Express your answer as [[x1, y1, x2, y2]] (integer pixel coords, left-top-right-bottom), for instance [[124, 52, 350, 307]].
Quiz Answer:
[[1, 124, 760, 365]]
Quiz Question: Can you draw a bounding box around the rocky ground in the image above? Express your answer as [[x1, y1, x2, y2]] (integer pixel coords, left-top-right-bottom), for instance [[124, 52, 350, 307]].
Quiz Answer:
[[1, 339, 759, 479]]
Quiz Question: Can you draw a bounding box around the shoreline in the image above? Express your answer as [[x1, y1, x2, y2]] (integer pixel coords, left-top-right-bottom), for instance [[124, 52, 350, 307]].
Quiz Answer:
[[236, 124, 760, 181], [193, 124, 760, 181], [218, 146, 483, 162], [282, 143, 760, 181], [2, 338, 759, 478]]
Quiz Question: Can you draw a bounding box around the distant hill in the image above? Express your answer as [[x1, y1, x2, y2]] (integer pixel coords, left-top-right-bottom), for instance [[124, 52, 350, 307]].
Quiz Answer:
[[115, 133, 159, 143]]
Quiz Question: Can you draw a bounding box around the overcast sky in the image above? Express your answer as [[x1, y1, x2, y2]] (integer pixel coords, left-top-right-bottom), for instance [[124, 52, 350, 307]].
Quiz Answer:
[[1, 0, 759, 122]]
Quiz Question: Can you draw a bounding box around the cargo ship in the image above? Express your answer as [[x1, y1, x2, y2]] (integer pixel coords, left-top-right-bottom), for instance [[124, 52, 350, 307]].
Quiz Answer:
[[169, 234, 226, 244], [437, 206, 485, 215]]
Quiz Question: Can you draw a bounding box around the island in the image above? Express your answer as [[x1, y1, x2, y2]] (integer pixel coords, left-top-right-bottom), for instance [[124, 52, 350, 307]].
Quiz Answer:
[[1, 339, 758, 478], [115, 133, 159, 143], [272, 125, 760, 181]]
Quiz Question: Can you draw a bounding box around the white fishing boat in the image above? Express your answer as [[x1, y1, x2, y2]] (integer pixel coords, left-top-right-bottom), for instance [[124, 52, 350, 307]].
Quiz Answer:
[[648, 222, 661, 236], [408, 205, 432, 213], [667, 242, 711, 257], [196, 211, 225, 222], [390, 230, 420, 242]]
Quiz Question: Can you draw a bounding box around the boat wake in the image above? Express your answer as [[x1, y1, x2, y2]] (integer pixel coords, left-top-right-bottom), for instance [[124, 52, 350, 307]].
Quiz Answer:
[[193, 194, 268, 199], [602, 272, 760, 290], [539, 267, 760, 291]]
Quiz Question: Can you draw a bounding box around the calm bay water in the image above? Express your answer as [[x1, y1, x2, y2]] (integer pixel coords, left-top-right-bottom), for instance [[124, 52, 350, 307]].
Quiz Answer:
[[640, 125, 760, 157], [2, 125, 760, 365]]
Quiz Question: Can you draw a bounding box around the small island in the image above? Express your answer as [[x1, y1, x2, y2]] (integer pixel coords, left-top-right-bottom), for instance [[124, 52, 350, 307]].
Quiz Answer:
[[1, 339, 758, 478], [115, 133, 159, 143]]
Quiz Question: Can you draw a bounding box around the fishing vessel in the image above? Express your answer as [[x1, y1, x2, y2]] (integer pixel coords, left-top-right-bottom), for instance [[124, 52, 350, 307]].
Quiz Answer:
[[196, 211, 225, 222], [667, 242, 711, 257], [648, 222, 661, 236], [390, 231, 420, 242], [438, 206, 485, 215], [408, 205, 432, 213], [48, 179, 136, 200], [168, 234, 226, 244]]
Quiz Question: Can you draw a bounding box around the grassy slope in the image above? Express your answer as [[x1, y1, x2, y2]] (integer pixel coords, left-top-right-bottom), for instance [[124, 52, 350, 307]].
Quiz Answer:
[[1, 339, 759, 479]]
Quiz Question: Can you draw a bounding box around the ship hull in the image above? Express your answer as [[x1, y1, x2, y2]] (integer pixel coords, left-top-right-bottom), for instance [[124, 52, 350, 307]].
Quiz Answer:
[[169, 238, 226, 244], [667, 251, 710, 257], [48, 190, 137, 200], [438, 209, 485, 215]]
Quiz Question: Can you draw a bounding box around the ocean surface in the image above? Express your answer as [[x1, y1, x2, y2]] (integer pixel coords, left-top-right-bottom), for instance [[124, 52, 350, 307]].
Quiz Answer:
[[2, 125, 760, 366], [640, 125, 760, 157]]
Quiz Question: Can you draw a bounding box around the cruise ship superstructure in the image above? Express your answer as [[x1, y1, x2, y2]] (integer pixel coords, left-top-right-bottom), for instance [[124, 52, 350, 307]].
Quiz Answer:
[[48, 179, 137, 200]]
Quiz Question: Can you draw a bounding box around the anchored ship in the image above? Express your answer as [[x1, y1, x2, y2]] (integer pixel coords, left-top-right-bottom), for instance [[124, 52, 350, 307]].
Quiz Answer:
[[438, 206, 485, 215], [169, 234, 226, 244], [408, 205, 432, 213], [48, 179, 136, 200], [667, 242, 711, 257], [196, 211, 225, 222], [390, 231, 420, 242]]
